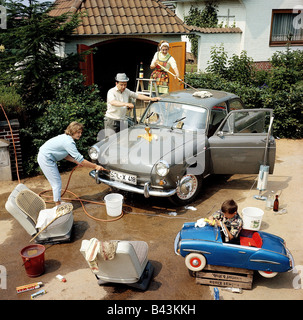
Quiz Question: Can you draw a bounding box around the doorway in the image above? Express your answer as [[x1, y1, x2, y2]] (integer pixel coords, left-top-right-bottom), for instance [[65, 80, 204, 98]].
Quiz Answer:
[[93, 38, 158, 99]]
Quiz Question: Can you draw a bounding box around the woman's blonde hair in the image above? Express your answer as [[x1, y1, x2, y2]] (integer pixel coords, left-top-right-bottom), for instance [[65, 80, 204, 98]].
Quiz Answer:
[[65, 121, 84, 136]]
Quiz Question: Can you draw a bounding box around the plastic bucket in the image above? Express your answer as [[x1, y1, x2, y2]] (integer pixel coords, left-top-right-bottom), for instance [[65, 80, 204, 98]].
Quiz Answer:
[[242, 207, 264, 231], [104, 193, 123, 217], [20, 244, 45, 277]]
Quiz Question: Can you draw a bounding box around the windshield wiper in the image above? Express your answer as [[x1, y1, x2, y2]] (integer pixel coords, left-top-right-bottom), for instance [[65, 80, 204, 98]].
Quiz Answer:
[[171, 116, 186, 130]]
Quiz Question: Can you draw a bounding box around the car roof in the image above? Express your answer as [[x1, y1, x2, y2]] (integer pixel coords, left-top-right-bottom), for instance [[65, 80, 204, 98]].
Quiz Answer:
[[159, 89, 239, 109]]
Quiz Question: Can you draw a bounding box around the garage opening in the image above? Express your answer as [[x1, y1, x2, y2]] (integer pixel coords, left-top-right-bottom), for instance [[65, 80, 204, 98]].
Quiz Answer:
[[93, 38, 158, 100]]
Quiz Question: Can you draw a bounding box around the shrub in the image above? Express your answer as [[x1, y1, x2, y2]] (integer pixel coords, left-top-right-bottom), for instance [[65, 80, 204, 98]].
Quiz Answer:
[[0, 85, 25, 120], [21, 72, 107, 176]]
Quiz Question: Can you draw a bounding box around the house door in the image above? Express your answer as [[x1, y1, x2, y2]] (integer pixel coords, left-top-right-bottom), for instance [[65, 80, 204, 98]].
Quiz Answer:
[[77, 44, 94, 86], [169, 41, 186, 92]]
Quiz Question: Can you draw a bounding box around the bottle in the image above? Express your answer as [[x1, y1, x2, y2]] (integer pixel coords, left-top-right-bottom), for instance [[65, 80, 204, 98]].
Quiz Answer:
[[266, 191, 275, 209], [139, 62, 144, 78], [273, 195, 279, 212]]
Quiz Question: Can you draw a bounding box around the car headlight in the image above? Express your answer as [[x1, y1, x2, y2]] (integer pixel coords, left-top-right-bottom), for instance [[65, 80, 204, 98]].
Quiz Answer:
[[88, 146, 100, 160], [156, 160, 169, 176]]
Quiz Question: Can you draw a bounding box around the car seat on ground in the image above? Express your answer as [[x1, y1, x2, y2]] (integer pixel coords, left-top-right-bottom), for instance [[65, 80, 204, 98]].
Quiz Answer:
[[80, 238, 154, 291], [5, 183, 73, 244]]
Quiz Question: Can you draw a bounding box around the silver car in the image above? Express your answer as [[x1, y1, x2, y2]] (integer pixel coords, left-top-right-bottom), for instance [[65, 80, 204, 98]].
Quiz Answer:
[[88, 89, 275, 205]]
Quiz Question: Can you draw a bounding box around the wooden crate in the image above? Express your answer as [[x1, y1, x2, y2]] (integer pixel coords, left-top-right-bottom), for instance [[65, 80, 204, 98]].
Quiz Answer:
[[195, 265, 254, 290]]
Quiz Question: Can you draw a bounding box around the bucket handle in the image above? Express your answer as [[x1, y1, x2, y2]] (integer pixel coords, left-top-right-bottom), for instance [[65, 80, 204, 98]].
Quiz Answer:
[[22, 258, 31, 267]]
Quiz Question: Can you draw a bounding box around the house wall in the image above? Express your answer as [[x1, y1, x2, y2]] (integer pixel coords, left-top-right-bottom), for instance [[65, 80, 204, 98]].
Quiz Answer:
[[64, 35, 183, 55], [171, 0, 303, 71], [198, 32, 242, 71]]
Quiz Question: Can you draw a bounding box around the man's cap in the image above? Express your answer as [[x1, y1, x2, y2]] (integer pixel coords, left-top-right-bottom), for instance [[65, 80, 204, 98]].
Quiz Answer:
[[115, 73, 129, 82]]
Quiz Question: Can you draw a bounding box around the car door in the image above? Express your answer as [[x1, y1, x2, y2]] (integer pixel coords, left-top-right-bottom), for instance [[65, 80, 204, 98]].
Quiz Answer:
[[208, 109, 275, 174]]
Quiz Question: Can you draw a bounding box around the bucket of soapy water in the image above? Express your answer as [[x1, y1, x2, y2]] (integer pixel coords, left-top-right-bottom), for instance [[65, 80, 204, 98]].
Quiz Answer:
[[20, 244, 45, 277], [104, 193, 123, 217]]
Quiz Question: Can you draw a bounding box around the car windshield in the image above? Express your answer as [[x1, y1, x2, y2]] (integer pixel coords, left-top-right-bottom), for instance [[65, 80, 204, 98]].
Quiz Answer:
[[140, 101, 207, 131]]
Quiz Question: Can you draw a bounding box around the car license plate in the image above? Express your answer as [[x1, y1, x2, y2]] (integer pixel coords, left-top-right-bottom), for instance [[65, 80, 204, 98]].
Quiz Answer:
[[110, 170, 137, 185]]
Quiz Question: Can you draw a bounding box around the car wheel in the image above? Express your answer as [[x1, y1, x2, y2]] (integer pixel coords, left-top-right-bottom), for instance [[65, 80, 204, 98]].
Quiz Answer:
[[258, 270, 278, 278], [169, 174, 203, 206], [185, 253, 206, 272]]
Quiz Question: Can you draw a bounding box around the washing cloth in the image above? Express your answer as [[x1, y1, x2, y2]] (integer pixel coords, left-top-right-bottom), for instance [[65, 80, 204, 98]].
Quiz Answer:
[[195, 218, 207, 228], [35, 202, 73, 229], [192, 91, 213, 98], [35, 207, 57, 229], [99, 240, 118, 261], [85, 238, 118, 273]]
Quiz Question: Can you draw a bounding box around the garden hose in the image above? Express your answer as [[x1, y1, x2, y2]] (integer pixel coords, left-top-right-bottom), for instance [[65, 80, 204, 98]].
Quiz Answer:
[[1, 103, 123, 223]]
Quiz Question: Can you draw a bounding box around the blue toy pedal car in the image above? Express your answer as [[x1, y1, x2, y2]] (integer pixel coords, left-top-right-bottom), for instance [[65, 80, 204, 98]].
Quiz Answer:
[[174, 222, 294, 278]]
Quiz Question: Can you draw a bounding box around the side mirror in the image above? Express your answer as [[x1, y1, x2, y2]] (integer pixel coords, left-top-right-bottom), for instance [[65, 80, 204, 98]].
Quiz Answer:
[[217, 131, 224, 137]]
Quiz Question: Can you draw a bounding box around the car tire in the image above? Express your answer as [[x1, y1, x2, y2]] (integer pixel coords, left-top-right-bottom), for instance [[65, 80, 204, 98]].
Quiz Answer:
[[169, 174, 203, 206], [185, 253, 206, 272], [258, 270, 278, 278]]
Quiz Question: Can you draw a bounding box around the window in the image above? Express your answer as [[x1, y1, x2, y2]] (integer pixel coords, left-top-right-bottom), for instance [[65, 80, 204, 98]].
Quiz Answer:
[[270, 9, 303, 46], [229, 99, 244, 111]]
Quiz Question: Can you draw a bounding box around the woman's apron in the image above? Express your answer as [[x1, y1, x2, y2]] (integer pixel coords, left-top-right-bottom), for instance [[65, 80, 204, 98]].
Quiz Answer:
[[150, 53, 171, 94]]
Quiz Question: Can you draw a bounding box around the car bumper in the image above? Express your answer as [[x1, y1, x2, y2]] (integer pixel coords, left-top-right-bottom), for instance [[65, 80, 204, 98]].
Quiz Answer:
[[174, 232, 181, 255], [286, 247, 295, 271], [89, 170, 177, 198]]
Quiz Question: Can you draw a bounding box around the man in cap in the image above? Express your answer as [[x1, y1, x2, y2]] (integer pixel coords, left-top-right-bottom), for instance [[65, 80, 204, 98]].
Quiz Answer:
[[104, 73, 160, 136]]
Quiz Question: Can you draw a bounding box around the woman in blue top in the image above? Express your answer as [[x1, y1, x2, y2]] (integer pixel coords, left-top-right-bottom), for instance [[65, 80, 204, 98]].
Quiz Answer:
[[37, 121, 105, 206]]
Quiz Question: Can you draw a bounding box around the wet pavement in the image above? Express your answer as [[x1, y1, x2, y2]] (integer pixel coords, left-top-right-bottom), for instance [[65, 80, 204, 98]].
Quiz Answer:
[[0, 139, 302, 301]]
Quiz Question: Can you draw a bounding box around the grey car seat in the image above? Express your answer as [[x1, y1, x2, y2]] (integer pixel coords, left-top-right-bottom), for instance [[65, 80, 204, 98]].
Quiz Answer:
[[5, 183, 73, 244], [80, 238, 154, 291]]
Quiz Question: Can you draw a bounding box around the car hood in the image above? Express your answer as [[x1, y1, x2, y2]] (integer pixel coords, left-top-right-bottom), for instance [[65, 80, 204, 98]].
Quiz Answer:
[[180, 222, 218, 242], [259, 231, 287, 255], [98, 125, 202, 169]]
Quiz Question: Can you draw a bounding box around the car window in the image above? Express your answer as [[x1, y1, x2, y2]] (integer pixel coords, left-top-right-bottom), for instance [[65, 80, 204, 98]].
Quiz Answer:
[[141, 101, 207, 131], [219, 110, 271, 134], [208, 103, 228, 137], [229, 99, 244, 111]]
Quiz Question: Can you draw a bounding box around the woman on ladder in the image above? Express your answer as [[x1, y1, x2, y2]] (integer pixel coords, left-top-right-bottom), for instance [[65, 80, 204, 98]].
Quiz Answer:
[[150, 40, 180, 95]]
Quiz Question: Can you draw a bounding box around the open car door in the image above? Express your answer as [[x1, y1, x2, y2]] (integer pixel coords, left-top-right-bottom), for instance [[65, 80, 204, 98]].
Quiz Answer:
[[208, 109, 276, 174]]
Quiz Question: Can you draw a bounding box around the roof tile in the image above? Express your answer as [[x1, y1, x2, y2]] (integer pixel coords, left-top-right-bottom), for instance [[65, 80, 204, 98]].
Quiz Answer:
[[50, 0, 191, 35]]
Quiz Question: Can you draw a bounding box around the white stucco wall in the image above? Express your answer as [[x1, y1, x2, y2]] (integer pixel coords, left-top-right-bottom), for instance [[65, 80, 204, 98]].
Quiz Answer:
[[172, 0, 303, 71], [64, 35, 183, 55], [197, 32, 242, 72]]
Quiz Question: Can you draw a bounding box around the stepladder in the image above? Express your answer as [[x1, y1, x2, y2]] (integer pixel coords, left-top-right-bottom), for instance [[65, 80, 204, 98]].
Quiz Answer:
[[135, 78, 159, 119]]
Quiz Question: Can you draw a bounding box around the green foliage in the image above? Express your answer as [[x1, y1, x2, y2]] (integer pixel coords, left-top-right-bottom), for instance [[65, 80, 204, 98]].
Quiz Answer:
[[21, 72, 107, 176], [206, 45, 228, 77], [184, 2, 218, 57], [0, 0, 81, 105], [268, 47, 303, 91], [0, 85, 25, 120], [185, 46, 303, 139], [206, 45, 255, 84], [261, 88, 303, 139]]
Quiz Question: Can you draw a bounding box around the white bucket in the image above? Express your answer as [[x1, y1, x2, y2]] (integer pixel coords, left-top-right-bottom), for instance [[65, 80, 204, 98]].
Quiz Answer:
[[104, 193, 123, 217], [242, 207, 264, 231]]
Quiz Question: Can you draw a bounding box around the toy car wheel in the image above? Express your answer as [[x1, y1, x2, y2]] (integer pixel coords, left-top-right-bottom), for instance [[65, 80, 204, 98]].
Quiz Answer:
[[169, 174, 203, 206], [185, 253, 206, 272], [258, 270, 278, 278]]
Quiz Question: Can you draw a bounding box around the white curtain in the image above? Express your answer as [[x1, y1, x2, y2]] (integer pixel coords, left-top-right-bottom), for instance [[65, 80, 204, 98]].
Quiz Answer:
[[272, 13, 303, 42]]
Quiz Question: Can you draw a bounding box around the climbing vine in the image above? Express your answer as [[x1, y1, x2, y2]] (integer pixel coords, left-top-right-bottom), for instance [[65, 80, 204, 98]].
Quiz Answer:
[[184, 1, 218, 57]]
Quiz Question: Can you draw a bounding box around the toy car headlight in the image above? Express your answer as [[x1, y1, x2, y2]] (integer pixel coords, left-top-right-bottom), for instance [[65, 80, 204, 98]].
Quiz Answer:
[[88, 146, 100, 160], [156, 160, 169, 176]]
